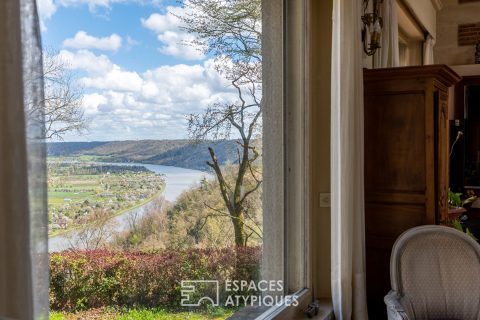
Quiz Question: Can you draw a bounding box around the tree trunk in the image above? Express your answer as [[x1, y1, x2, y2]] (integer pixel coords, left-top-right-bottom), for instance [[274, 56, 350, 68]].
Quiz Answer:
[[231, 208, 246, 247], [207, 146, 249, 247]]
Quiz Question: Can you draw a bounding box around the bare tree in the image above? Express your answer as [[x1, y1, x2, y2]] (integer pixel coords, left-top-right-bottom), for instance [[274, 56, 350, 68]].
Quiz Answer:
[[26, 50, 88, 140], [113, 197, 169, 250], [67, 208, 114, 250], [180, 0, 262, 247], [126, 208, 142, 235], [179, 0, 261, 63]]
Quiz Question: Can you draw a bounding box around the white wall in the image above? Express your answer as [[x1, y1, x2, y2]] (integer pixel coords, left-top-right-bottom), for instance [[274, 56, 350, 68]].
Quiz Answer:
[[402, 0, 437, 38], [435, 0, 480, 66]]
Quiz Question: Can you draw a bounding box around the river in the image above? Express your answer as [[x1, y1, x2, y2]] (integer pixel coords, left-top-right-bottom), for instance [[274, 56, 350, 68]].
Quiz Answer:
[[48, 163, 210, 252]]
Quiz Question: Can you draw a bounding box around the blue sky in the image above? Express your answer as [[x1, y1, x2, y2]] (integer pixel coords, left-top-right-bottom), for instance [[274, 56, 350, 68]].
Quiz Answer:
[[37, 0, 236, 141]]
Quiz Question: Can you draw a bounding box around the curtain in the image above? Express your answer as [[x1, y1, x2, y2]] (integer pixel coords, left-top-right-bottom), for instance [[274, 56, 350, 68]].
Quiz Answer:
[[22, 0, 49, 318], [331, 0, 368, 319], [423, 34, 435, 65], [373, 0, 399, 68], [0, 0, 48, 319]]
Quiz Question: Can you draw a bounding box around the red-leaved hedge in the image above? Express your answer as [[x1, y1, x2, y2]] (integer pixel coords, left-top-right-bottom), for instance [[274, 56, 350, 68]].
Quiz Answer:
[[50, 247, 261, 311]]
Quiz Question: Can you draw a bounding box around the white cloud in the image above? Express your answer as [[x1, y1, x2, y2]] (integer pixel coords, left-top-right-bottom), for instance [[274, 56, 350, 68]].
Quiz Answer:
[[141, 10, 180, 33], [58, 0, 163, 12], [57, 49, 114, 75], [57, 49, 241, 141], [37, 0, 57, 31], [156, 31, 203, 60], [63, 31, 122, 51], [80, 66, 143, 92], [142, 6, 205, 60], [37, 0, 57, 19], [58, 0, 126, 12], [82, 93, 108, 114], [141, 62, 231, 104], [39, 0, 162, 25]]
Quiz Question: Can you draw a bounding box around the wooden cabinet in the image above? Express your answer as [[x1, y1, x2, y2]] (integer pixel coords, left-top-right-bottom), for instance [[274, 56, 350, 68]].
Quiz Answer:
[[363, 65, 461, 319]]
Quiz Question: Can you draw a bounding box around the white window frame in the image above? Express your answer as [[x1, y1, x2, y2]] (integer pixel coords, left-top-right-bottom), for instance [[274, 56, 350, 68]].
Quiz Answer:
[[259, 0, 314, 318]]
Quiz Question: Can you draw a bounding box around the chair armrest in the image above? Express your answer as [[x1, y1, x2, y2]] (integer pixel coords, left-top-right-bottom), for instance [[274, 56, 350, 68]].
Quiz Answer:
[[384, 290, 410, 320]]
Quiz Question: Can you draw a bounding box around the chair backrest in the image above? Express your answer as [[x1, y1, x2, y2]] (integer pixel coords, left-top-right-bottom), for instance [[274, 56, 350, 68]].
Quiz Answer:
[[390, 225, 480, 320]]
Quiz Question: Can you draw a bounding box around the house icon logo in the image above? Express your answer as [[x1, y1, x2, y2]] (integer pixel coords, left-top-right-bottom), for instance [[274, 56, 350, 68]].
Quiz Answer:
[[181, 280, 220, 307]]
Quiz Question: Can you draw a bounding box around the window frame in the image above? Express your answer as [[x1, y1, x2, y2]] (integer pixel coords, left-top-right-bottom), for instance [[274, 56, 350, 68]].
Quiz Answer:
[[1, 0, 317, 317], [397, 0, 424, 66], [260, 0, 313, 318]]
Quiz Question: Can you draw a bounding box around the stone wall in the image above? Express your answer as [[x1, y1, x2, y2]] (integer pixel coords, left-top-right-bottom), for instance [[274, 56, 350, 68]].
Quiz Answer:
[[458, 22, 480, 46]]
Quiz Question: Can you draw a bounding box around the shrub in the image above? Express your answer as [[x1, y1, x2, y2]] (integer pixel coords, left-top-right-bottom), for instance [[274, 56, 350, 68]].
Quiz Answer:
[[50, 247, 260, 311]]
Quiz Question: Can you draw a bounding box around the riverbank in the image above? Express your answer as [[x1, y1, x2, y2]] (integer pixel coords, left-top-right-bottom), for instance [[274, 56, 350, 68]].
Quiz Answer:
[[48, 188, 164, 238], [48, 162, 166, 237], [49, 162, 211, 252]]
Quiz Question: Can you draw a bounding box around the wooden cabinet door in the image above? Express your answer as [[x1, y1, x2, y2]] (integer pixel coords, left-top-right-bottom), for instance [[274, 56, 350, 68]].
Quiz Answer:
[[363, 65, 460, 319], [364, 88, 432, 319]]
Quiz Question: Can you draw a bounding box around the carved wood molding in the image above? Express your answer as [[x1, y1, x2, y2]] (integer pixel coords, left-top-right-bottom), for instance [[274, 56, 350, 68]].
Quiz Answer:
[[364, 65, 462, 87]]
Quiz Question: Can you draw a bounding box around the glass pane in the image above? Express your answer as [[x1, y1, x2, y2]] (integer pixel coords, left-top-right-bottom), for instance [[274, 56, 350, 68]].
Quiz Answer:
[[36, 0, 296, 318]]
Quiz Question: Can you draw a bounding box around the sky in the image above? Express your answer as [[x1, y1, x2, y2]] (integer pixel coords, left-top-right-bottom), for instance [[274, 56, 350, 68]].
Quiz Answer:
[[37, 0, 238, 141]]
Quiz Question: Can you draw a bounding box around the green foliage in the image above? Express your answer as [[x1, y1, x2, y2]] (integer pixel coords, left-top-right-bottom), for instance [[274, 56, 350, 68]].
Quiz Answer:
[[116, 308, 234, 320], [167, 163, 262, 249], [112, 163, 263, 250], [49, 312, 65, 320], [451, 218, 464, 232], [448, 190, 463, 208], [448, 189, 478, 209], [112, 198, 169, 251], [451, 218, 478, 241], [49, 248, 260, 312], [50, 307, 235, 320]]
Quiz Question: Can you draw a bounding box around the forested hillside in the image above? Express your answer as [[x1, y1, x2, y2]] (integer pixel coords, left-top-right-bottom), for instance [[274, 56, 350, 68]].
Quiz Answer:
[[47, 140, 239, 170]]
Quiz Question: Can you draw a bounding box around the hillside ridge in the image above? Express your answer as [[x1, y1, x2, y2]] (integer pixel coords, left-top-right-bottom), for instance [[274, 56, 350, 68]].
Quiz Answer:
[[47, 140, 239, 171]]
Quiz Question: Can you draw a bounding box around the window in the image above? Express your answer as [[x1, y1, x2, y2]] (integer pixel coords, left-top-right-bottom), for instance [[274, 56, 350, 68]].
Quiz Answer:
[[1, 0, 317, 319], [43, 0, 267, 318], [397, 0, 424, 66]]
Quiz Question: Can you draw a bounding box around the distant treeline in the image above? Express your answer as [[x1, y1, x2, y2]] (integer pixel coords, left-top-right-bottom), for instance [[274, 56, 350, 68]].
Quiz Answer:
[[47, 140, 240, 170], [72, 165, 153, 175], [50, 163, 154, 175]]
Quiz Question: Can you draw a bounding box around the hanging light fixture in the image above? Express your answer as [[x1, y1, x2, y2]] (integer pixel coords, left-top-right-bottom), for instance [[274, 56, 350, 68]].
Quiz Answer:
[[362, 0, 384, 56]]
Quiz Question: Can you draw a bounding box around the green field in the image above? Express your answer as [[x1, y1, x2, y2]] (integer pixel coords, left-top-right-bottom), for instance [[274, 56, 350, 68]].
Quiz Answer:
[[50, 308, 235, 320], [49, 190, 95, 205]]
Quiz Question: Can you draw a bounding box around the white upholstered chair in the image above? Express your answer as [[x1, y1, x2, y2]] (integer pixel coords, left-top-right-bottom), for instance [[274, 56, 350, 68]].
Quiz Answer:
[[385, 225, 480, 320]]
